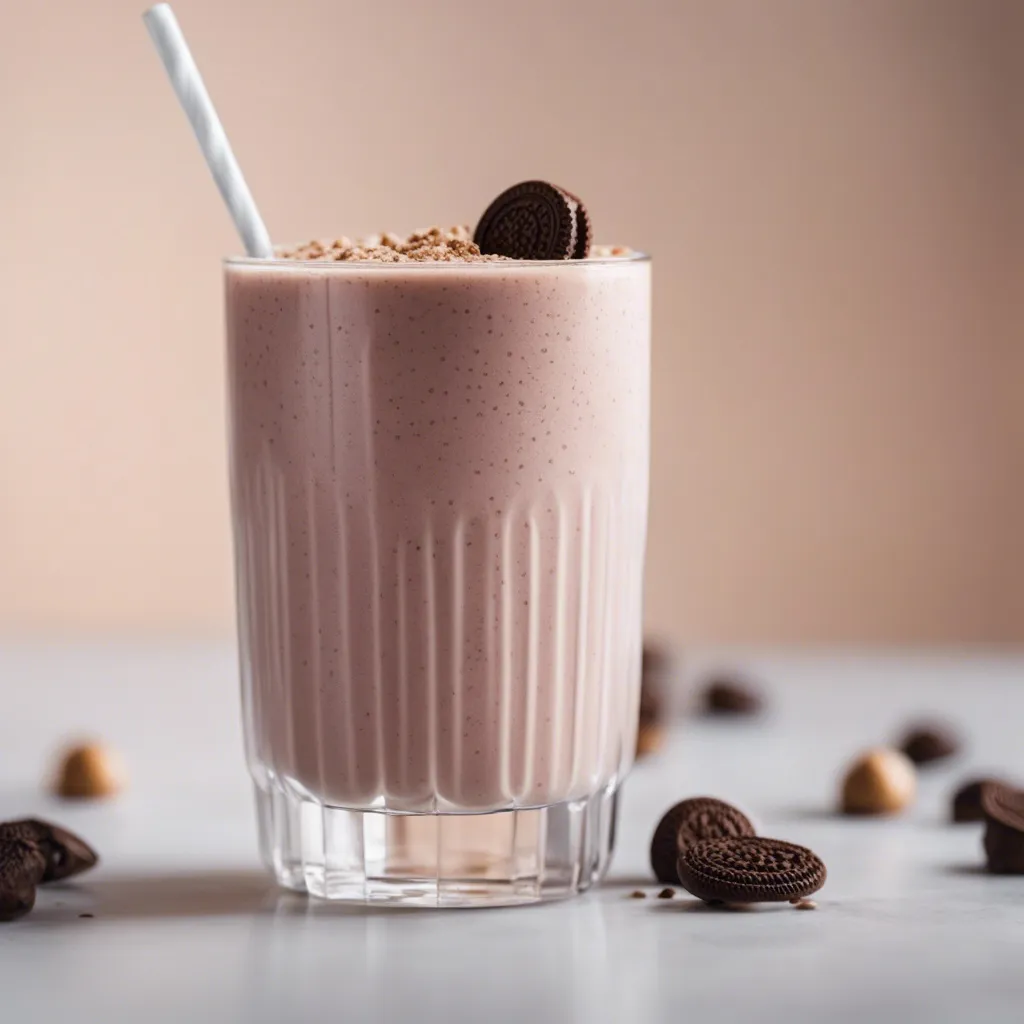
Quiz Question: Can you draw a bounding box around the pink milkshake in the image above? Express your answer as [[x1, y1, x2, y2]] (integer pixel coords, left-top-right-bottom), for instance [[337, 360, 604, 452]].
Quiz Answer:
[[226, 228, 650, 905]]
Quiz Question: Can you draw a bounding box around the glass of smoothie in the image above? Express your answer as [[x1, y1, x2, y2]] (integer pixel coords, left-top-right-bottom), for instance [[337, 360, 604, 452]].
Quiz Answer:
[[225, 221, 651, 906]]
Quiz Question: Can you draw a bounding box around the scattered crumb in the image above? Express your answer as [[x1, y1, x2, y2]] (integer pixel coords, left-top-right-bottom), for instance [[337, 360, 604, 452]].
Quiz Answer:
[[278, 226, 507, 264], [629, 890, 647, 899], [792, 899, 817, 911], [657, 888, 676, 900], [78, 913, 94, 919], [590, 244, 635, 258], [279, 228, 635, 263]]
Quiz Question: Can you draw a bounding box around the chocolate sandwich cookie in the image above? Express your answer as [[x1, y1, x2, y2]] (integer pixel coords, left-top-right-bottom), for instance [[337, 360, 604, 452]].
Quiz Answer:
[[649, 797, 755, 885], [474, 181, 590, 260], [0, 836, 46, 922], [981, 783, 1024, 874], [676, 836, 827, 905], [0, 819, 98, 883], [899, 723, 961, 766]]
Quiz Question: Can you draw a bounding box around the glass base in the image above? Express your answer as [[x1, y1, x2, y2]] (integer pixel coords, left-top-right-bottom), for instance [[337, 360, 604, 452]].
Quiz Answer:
[[254, 775, 620, 907]]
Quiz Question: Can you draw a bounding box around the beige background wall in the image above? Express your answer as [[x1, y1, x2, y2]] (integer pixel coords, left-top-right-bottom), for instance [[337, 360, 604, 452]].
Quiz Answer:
[[1, 0, 1019, 643]]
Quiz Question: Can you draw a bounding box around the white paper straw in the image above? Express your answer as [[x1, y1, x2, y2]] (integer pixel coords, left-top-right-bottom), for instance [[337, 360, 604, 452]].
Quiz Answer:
[[143, 3, 273, 258]]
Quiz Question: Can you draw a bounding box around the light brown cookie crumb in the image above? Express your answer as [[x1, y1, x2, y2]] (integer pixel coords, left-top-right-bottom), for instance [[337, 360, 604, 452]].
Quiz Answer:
[[279, 226, 507, 263]]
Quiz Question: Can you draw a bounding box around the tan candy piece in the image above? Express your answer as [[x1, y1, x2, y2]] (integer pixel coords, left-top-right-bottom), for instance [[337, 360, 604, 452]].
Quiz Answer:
[[53, 743, 125, 800], [635, 721, 666, 759], [840, 747, 916, 815]]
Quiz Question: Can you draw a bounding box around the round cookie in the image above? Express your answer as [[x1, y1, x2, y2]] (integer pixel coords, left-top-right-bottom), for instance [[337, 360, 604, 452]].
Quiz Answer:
[[676, 836, 827, 904], [649, 797, 755, 885], [474, 181, 588, 260]]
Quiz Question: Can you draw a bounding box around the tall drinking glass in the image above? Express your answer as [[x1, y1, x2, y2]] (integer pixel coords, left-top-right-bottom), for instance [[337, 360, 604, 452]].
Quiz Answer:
[[225, 253, 651, 906]]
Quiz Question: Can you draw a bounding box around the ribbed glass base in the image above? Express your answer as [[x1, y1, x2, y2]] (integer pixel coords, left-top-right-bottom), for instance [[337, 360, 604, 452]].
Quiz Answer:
[[254, 775, 620, 907]]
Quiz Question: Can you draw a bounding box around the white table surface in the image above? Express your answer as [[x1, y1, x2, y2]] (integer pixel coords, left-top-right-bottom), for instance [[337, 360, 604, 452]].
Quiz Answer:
[[0, 643, 1022, 1023]]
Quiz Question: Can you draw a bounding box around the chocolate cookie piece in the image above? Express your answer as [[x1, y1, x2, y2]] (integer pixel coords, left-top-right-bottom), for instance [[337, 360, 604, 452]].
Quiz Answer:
[[0, 819, 98, 883], [676, 836, 826, 905], [474, 181, 588, 260], [649, 797, 756, 885], [950, 778, 1006, 824], [899, 723, 961, 765], [982, 783, 1024, 874], [702, 675, 763, 715], [0, 836, 46, 922]]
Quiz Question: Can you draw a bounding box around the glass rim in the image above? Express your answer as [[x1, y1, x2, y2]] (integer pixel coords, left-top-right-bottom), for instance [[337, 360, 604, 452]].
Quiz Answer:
[[224, 251, 650, 271]]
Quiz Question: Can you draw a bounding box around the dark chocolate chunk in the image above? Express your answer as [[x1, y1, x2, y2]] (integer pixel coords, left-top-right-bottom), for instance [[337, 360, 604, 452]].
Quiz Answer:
[[951, 778, 1007, 824], [0, 836, 46, 922], [0, 819, 99, 883], [899, 723, 961, 765], [474, 181, 588, 260], [649, 797, 756, 885], [982, 783, 1024, 874], [676, 836, 826, 904], [702, 676, 763, 715]]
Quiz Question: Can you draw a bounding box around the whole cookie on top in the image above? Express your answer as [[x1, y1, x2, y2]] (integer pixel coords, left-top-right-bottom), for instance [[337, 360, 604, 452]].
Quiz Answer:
[[474, 181, 591, 260]]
